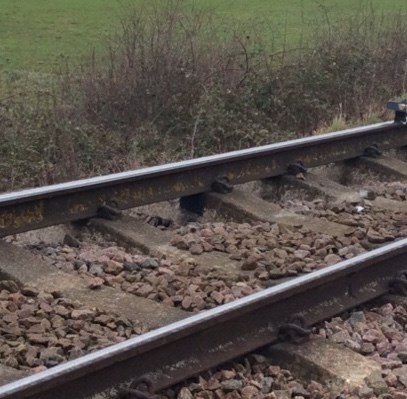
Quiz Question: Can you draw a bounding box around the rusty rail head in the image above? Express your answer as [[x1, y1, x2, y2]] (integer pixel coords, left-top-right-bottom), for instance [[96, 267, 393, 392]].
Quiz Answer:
[[1, 238, 407, 399], [0, 121, 405, 236]]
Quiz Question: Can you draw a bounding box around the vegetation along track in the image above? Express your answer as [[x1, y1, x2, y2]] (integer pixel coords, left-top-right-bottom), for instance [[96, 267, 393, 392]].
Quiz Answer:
[[1, 103, 407, 398]]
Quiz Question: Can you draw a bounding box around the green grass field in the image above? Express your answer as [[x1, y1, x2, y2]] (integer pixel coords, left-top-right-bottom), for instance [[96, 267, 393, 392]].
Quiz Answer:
[[1, 0, 407, 72]]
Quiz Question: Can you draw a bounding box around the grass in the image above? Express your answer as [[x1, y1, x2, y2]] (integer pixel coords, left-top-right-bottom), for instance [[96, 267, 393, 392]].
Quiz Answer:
[[1, 0, 407, 191], [0, 0, 120, 71], [1, 0, 407, 72]]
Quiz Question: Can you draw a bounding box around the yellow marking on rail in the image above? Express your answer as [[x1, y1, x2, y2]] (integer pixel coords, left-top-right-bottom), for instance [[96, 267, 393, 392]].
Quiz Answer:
[[68, 203, 86, 214], [0, 203, 44, 229], [173, 182, 187, 193], [114, 189, 130, 204]]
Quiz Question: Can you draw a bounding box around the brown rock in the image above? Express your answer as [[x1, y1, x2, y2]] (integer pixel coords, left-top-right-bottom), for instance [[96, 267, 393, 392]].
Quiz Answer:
[[202, 242, 214, 252], [191, 295, 205, 310], [344, 339, 361, 352], [268, 365, 281, 376], [105, 260, 123, 275], [190, 244, 204, 255], [39, 347, 65, 366], [79, 250, 98, 263], [315, 248, 328, 257], [367, 229, 385, 244], [33, 365, 47, 373], [362, 329, 385, 344], [7, 313, 23, 325], [196, 391, 214, 399], [365, 369, 388, 395], [222, 370, 237, 380], [266, 264, 286, 277], [135, 284, 154, 297], [257, 271, 269, 280], [4, 356, 18, 368], [71, 309, 95, 320], [293, 250, 310, 259], [241, 386, 259, 399], [206, 378, 221, 390], [273, 249, 288, 259], [385, 372, 398, 387], [181, 296, 193, 310], [220, 379, 243, 392], [51, 315, 66, 329], [288, 381, 309, 397], [54, 305, 70, 317], [273, 391, 290, 399], [94, 315, 112, 325], [21, 287, 39, 297], [324, 254, 341, 266], [25, 353, 40, 367], [39, 302, 53, 313], [96, 255, 110, 265], [394, 365, 407, 387], [213, 390, 225, 399], [88, 277, 104, 290], [27, 334, 50, 345], [27, 324, 46, 334], [178, 388, 194, 399], [330, 330, 351, 344], [360, 342, 375, 355], [0, 281, 20, 293], [241, 259, 258, 271], [210, 291, 224, 304]]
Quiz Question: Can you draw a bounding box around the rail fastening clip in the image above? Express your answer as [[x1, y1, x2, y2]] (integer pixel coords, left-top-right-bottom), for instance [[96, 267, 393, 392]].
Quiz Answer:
[[118, 375, 159, 399], [389, 270, 407, 296], [387, 100, 407, 125], [278, 314, 311, 344]]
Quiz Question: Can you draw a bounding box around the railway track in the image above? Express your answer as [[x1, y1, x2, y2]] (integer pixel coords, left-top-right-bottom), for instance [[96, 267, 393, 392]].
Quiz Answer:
[[0, 103, 407, 398]]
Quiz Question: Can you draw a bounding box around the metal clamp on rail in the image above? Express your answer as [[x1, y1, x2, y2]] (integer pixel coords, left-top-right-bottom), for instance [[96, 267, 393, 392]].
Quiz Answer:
[[97, 201, 122, 220], [287, 160, 307, 176], [211, 176, 233, 193], [278, 314, 311, 344], [387, 100, 407, 125], [118, 376, 159, 399], [364, 144, 382, 158], [389, 270, 407, 296]]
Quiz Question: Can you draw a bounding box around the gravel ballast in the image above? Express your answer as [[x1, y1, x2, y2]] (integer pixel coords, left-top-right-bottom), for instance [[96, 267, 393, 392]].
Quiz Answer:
[[0, 285, 146, 371], [317, 300, 407, 397]]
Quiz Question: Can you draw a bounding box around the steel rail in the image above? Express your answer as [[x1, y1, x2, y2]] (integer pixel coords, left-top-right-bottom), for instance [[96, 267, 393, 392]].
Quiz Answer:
[[1, 238, 407, 399], [0, 121, 406, 236]]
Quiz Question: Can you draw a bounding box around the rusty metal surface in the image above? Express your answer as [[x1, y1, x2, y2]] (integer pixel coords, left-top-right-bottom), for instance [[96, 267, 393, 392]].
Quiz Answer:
[[1, 238, 407, 399], [0, 121, 406, 236]]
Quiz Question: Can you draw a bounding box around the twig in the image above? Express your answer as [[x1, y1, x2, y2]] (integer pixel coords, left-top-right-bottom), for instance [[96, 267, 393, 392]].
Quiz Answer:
[[190, 109, 202, 158]]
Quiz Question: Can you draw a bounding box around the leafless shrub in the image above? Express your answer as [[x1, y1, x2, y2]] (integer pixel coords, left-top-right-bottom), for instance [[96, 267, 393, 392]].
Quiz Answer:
[[1, 2, 407, 190]]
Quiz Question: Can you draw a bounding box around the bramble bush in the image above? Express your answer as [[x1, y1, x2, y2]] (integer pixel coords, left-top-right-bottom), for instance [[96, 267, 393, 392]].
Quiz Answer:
[[1, 1, 407, 190]]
